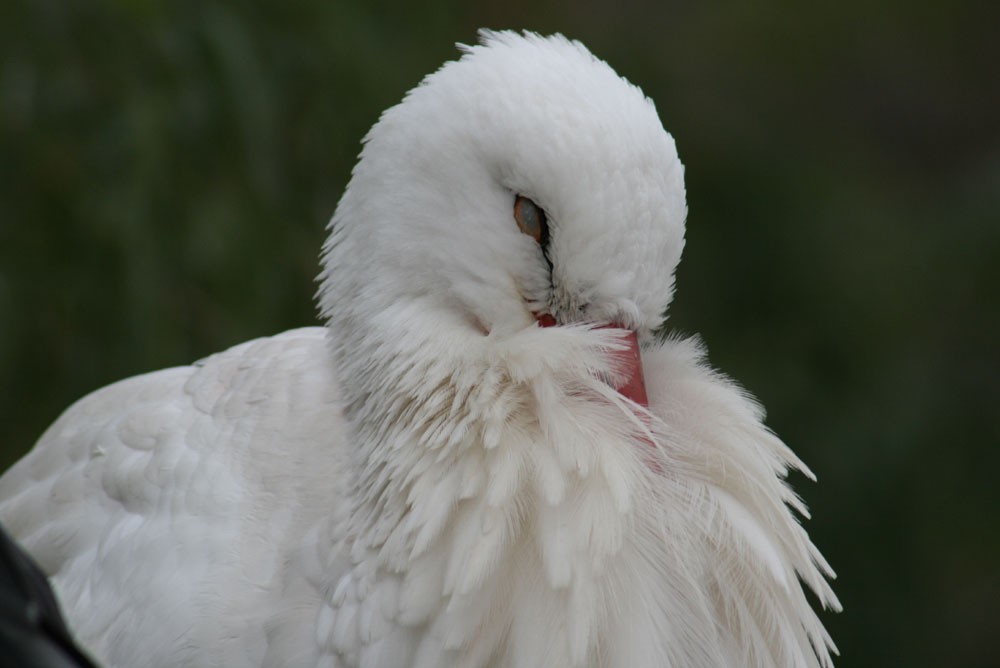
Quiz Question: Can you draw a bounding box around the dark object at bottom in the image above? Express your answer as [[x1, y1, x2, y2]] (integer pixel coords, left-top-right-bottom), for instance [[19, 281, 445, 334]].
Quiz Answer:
[[0, 524, 99, 668]]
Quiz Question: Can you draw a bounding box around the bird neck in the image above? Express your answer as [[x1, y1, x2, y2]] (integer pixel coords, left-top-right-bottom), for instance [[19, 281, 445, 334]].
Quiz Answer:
[[322, 312, 679, 665]]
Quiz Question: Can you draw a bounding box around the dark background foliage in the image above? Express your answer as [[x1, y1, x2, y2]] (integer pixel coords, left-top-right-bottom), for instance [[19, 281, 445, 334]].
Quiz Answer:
[[1, 1, 997, 666]]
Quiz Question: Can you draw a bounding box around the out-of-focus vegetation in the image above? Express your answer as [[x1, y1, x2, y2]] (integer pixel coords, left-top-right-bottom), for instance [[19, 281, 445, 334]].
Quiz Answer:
[[1, 1, 996, 666]]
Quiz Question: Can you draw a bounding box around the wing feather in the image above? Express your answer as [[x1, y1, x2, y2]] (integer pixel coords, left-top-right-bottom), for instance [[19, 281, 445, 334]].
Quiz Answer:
[[0, 327, 348, 668]]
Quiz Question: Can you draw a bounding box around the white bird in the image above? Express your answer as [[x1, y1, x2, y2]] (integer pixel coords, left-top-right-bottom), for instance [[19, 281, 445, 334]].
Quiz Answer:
[[0, 31, 839, 668]]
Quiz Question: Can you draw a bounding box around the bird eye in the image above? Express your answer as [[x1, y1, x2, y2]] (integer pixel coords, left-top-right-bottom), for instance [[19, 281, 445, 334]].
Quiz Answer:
[[513, 195, 549, 247]]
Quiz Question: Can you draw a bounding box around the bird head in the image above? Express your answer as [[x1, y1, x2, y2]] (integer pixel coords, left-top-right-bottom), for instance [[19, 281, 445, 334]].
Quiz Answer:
[[320, 31, 686, 413]]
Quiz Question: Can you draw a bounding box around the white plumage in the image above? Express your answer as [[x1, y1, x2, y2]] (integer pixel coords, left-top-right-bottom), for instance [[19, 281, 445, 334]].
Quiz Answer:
[[0, 31, 839, 668]]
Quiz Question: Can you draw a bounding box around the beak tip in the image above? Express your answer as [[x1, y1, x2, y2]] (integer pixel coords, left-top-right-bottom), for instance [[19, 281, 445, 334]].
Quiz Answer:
[[614, 330, 649, 407], [533, 315, 648, 407]]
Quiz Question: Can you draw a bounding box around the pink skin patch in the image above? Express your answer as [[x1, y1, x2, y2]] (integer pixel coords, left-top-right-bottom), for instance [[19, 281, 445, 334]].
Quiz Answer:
[[535, 314, 648, 408]]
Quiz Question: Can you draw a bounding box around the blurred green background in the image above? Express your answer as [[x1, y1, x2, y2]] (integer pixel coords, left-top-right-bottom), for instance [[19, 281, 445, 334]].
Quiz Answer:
[[1, 1, 997, 666]]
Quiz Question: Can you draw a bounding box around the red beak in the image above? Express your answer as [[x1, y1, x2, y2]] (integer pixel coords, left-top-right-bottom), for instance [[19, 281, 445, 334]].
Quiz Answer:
[[535, 314, 648, 408]]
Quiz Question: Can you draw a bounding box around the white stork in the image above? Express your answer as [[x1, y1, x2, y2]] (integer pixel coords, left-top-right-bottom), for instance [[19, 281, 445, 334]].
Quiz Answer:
[[0, 31, 839, 668]]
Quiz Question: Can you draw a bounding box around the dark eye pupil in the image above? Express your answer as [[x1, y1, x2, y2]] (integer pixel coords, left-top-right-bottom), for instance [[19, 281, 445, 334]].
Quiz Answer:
[[514, 195, 549, 247]]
